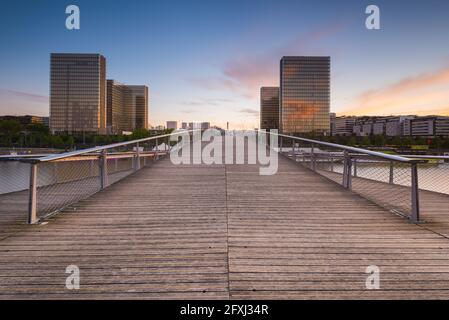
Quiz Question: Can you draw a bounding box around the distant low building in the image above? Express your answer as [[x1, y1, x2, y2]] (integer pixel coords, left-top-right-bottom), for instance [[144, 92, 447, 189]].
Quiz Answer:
[[333, 116, 355, 136], [373, 119, 386, 135], [330, 113, 336, 136], [342, 115, 449, 137], [386, 116, 415, 136], [352, 116, 398, 136], [404, 116, 449, 137], [166, 121, 178, 130], [187, 122, 210, 130], [362, 122, 373, 136], [0, 115, 49, 127]]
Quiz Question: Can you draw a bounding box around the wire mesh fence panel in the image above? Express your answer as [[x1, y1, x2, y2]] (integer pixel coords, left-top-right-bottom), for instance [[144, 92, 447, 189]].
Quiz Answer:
[[312, 144, 345, 185], [0, 160, 31, 229], [1, 132, 196, 224], [279, 137, 415, 218], [36, 158, 101, 218], [0, 160, 31, 194], [140, 140, 155, 167], [107, 156, 134, 185], [289, 141, 315, 169], [416, 162, 449, 195], [349, 158, 412, 217]]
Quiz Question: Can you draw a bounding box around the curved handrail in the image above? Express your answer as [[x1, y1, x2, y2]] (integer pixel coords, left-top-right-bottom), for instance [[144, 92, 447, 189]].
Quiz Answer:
[[18, 129, 198, 163], [262, 130, 422, 163], [5, 128, 432, 164]]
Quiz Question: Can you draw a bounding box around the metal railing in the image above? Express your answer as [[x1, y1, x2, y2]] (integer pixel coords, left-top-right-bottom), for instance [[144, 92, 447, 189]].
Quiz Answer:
[[1, 131, 194, 224], [270, 132, 429, 222], [2, 128, 448, 225]]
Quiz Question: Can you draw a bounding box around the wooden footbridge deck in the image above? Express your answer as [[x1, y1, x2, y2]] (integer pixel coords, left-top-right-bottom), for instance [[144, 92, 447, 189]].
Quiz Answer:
[[1, 153, 449, 299]]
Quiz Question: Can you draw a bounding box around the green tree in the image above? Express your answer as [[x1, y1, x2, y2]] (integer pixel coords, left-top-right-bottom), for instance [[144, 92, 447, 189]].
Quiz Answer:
[[361, 136, 371, 146], [26, 123, 50, 147], [49, 135, 64, 148], [373, 135, 386, 147], [131, 128, 150, 140], [0, 120, 22, 146], [348, 136, 357, 146], [26, 123, 49, 135]]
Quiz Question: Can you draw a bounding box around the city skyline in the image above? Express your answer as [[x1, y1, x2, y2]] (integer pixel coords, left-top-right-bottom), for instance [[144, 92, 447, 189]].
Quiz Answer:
[[1, 0, 449, 129]]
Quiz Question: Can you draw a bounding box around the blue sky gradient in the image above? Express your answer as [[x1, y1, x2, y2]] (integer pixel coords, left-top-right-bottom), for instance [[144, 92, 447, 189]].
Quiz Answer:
[[1, 0, 449, 128]]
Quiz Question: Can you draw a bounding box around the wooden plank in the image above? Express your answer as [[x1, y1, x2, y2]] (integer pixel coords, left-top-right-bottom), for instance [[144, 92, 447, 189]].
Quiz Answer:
[[1, 146, 449, 299]]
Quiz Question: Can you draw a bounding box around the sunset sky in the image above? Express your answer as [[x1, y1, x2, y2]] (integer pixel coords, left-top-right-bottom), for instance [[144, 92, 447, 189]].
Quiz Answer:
[[1, 0, 449, 129]]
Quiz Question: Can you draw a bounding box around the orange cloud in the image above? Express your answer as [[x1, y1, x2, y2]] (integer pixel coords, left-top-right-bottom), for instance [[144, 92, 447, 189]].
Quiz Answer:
[[188, 20, 348, 100], [342, 66, 449, 116]]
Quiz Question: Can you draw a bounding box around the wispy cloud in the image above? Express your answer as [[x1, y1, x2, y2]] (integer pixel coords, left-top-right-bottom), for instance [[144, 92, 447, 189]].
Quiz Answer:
[[181, 98, 233, 106], [238, 108, 259, 116], [342, 65, 449, 116], [0, 89, 48, 103], [188, 21, 348, 99], [180, 109, 197, 114], [0, 89, 48, 116]]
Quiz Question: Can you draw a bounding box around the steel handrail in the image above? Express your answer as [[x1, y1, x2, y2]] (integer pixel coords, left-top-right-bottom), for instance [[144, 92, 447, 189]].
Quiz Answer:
[[400, 155, 449, 160], [264, 130, 423, 221], [18, 129, 198, 163], [265, 131, 420, 163]]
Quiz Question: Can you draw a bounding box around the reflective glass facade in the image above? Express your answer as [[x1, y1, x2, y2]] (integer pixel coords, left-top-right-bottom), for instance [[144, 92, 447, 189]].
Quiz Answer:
[[127, 85, 149, 130], [50, 53, 106, 134], [260, 87, 279, 130], [106, 80, 130, 134], [280, 56, 330, 135], [107, 82, 149, 133]]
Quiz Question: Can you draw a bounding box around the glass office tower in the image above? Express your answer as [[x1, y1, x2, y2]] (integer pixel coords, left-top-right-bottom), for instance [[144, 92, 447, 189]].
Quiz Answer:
[[260, 87, 279, 130], [106, 80, 131, 134], [127, 85, 149, 130], [50, 53, 107, 134], [107, 82, 149, 133], [280, 56, 330, 135]]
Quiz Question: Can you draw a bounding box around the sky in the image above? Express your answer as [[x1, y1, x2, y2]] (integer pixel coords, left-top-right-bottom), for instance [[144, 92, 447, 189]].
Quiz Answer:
[[1, 0, 449, 129]]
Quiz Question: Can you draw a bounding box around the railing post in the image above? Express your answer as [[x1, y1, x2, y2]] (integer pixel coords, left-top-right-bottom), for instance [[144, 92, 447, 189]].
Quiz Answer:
[[100, 149, 108, 189], [343, 150, 352, 189], [135, 142, 141, 171], [280, 136, 283, 153], [330, 156, 334, 172], [410, 163, 420, 222], [389, 161, 394, 184], [154, 138, 159, 161], [353, 157, 358, 177], [348, 157, 352, 189], [28, 163, 38, 224], [311, 144, 316, 171]]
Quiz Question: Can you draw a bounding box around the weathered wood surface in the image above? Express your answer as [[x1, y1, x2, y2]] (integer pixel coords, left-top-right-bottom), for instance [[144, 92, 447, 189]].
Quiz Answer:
[[1, 152, 449, 299]]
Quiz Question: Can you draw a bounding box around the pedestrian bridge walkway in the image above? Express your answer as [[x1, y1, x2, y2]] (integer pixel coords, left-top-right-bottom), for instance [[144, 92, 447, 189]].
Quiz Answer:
[[2, 152, 449, 299]]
